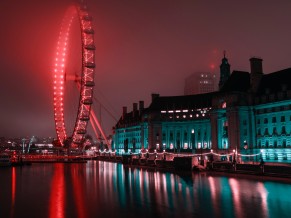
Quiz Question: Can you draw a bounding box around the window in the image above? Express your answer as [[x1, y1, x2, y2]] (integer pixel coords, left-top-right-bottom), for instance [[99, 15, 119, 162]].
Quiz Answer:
[[265, 140, 269, 148], [283, 139, 286, 148], [273, 127, 277, 135], [282, 126, 286, 134], [257, 119, 260, 124], [258, 140, 261, 148], [197, 142, 201, 149], [264, 118, 268, 124], [272, 117, 276, 123], [257, 128, 261, 135], [170, 132, 173, 140], [274, 140, 277, 148], [281, 116, 285, 122], [204, 142, 207, 149]]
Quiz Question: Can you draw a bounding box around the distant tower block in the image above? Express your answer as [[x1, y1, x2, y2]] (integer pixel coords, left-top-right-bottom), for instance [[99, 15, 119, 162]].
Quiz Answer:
[[184, 72, 218, 95]]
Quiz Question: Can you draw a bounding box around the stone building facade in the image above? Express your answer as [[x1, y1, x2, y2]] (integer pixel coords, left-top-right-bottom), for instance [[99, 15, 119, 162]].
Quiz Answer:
[[113, 55, 291, 163]]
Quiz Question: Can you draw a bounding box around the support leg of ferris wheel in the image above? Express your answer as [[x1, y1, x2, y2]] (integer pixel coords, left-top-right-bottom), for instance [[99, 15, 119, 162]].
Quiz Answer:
[[89, 109, 111, 149], [74, 78, 110, 149], [89, 113, 100, 141]]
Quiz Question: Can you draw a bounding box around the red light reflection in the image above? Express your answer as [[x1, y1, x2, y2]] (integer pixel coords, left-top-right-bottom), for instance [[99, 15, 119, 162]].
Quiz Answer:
[[11, 167, 16, 217], [71, 165, 87, 218], [49, 164, 65, 218]]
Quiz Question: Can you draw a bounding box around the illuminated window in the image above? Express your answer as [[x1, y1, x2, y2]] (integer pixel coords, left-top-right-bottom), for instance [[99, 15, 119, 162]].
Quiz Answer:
[[170, 143, 174, 149], [197, 142, 201, 149], [222, 102, 227, 108]]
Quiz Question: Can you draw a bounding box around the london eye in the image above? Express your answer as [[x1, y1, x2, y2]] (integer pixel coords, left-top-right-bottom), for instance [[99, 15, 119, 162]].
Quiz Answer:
[[53, 3, 102, 146]]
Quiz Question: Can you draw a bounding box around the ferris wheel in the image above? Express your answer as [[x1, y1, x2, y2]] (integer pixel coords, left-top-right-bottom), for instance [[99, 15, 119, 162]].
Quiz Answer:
[[53, 3, 104, 146]]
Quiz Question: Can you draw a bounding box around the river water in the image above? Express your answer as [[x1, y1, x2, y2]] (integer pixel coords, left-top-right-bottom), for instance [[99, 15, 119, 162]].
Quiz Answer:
[[0, 160, 290, 218]]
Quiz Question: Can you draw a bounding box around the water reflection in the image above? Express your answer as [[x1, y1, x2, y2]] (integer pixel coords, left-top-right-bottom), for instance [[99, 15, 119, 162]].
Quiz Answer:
[[257, 182, 269, 218], [49, 164, 65, 218], [11, 167, 16, 218], [71, 164, 87, 218], [1, 161, 291, 218]]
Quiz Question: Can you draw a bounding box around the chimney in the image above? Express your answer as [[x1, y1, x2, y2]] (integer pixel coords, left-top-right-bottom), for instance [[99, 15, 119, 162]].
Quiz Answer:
[[250, 57, 263, 93], [250, 57, 263, 74], [151, 93, 160, 103], [139, 100, 144, 116], [133, 103, 138, 117], [122, 106, 127, 120]]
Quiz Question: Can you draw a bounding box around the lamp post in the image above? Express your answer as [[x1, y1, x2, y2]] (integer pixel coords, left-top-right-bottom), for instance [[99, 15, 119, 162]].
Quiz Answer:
[[233, 149, 237, 171], [191, 129, 195, 154]]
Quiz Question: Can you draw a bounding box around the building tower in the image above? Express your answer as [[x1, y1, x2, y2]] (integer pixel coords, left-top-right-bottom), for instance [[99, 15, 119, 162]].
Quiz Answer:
[[218, 51, 231, 90], [249, 57, 263, 93]]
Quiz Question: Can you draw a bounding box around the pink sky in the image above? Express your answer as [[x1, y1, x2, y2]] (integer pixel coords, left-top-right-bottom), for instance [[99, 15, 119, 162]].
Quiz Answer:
[[0, 0, 290, 139]]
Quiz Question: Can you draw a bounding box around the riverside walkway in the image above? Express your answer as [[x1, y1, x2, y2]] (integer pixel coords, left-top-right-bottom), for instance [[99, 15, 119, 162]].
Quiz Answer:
[[13, 152, 291, 178]]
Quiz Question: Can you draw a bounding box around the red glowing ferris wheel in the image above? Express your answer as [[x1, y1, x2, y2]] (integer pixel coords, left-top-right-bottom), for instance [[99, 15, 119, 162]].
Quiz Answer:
[[53, 4, 96, 146]]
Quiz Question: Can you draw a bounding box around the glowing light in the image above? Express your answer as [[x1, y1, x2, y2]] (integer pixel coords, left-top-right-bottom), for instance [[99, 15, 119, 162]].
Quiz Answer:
[[53, 4, 97, 146]]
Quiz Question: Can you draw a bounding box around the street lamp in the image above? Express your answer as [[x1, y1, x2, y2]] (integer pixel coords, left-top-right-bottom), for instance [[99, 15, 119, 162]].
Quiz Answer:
[[191, 129, 195, 154]]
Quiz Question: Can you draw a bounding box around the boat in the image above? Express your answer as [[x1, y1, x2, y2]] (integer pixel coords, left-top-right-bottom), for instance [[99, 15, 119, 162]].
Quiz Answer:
[[0, 153, 12, 167]]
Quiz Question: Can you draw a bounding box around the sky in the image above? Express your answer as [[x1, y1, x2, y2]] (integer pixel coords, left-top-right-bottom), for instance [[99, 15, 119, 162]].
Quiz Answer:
[[0, 0, 291, 140]]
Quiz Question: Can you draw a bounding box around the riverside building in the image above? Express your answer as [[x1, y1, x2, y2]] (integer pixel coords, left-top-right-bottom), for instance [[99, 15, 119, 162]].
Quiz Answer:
[[113, 55, 291, 163]]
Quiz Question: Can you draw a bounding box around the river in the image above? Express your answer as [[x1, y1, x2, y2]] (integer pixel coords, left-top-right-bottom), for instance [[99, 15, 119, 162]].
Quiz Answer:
[[0, 160, 290, 218]]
